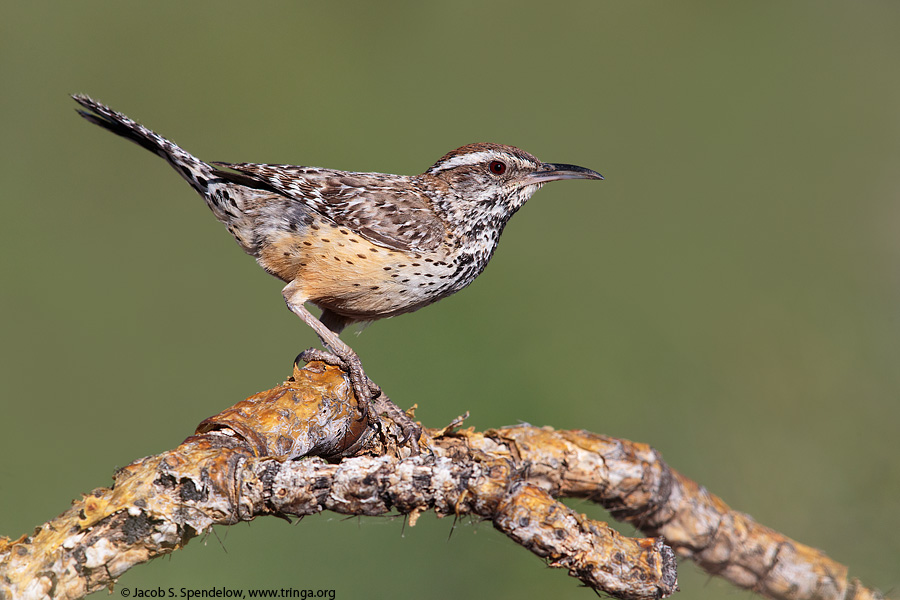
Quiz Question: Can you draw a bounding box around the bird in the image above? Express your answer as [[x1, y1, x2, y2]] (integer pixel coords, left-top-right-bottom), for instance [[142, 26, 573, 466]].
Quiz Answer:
[[72, 94, 603, 440]]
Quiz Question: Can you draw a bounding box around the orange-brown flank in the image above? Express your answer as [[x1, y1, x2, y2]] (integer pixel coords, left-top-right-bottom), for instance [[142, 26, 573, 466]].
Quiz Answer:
[[259, 221, 456, 320]]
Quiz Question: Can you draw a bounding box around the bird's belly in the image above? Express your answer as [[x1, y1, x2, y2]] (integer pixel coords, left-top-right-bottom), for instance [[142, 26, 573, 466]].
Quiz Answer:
[[258, 228, 459, 320]]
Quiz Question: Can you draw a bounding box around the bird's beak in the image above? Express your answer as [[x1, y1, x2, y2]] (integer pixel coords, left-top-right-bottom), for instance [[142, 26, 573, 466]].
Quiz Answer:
[[520, 163, 604, 186]]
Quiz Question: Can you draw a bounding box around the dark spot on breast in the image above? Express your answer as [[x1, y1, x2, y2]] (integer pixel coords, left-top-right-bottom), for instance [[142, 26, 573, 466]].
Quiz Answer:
[[411, 263, 420, 267], [346, 260, 354, 265], [370, 286, 379, 290], [349, 238, 359, 243], [321, 238, 331, 243], [370, 248, 379, 252], [340, 229, 349, 235], [383, 267, 391, 270], [356, 254, 367, 259], [303, 241, 312, 246]]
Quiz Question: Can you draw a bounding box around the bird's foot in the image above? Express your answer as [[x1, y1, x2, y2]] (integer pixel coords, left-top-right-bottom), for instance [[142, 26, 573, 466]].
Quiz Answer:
[[296, 348, 380, 410], [371, 392, 423, 452], [295, 349, 422, 453]]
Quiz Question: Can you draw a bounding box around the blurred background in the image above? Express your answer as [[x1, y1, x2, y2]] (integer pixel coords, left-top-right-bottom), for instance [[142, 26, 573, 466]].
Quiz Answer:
[[2, 1, 898, 597]]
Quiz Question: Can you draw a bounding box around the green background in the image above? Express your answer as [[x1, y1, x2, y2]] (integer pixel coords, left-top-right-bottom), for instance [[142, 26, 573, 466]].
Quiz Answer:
[[2, 1, 898, 597]]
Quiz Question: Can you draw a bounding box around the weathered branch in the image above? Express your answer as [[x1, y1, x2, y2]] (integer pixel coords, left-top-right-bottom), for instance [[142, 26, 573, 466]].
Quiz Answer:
[[0, 362, 883, 600]]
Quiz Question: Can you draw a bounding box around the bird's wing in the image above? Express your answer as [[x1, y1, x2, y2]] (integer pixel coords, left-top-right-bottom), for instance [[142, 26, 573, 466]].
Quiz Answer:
[[211, 162, 446, 252]]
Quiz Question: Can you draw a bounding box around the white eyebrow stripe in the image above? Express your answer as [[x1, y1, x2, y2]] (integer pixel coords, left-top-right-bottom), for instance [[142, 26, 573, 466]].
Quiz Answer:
[[428, 151, 498, 173]]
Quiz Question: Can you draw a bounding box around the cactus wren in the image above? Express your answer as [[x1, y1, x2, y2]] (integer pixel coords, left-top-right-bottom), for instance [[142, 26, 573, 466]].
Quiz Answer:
[[73, 95, 603, 438]]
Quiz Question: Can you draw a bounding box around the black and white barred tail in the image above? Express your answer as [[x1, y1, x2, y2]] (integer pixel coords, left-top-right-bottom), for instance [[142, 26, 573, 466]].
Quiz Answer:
[[71, 94, 264, 252], [72, 94, 216, 195]]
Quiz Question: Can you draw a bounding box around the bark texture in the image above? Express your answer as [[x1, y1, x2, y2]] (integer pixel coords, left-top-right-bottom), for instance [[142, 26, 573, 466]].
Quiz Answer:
[[0, 362, 882, 600]]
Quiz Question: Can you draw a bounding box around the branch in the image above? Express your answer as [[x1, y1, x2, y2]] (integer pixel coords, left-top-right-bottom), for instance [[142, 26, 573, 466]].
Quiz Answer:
[[0, 362, 883, 600]]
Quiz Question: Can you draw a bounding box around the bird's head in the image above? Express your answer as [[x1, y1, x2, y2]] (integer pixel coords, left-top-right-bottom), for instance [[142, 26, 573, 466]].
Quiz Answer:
[[422, 143, 602, 231]]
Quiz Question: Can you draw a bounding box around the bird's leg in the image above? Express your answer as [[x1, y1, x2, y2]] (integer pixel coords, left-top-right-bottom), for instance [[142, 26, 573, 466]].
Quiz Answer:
[[282, 284, 422, 449], [282, 286, 378, 425]]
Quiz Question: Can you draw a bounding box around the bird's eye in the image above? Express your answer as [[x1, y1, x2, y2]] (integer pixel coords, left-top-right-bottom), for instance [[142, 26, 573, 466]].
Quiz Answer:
[[489, 160, 507, 175]]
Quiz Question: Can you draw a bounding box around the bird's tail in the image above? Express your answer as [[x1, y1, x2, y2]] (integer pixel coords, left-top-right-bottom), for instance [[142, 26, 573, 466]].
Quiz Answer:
[[72, 94, 217, 199]]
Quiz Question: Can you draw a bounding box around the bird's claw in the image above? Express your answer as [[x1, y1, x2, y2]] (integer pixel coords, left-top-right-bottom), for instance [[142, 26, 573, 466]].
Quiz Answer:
[[295, 348, 421, 454], [295, 348, 377, 424]]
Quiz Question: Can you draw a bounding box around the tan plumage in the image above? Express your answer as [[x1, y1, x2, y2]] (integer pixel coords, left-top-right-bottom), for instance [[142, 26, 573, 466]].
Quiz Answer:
[[73, 94, 603, 436]]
